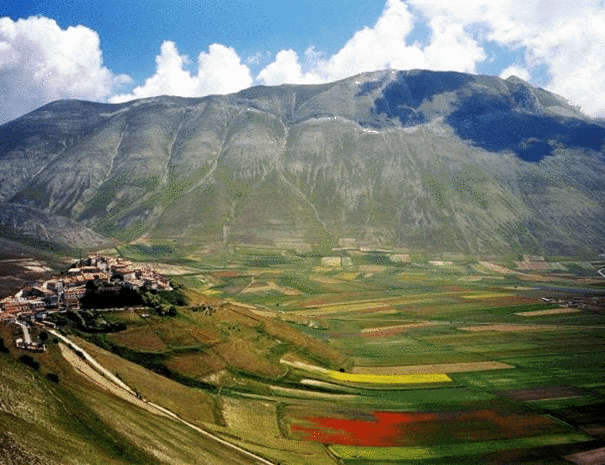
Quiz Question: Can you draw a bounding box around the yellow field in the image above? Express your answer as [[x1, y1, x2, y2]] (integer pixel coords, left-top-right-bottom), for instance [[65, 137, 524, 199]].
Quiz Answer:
[[292, 302, 393, 317], [516, 308, 581, 317], [280, 355, 451, 384], [241, 280, 301, 296], [397, 272, 430, 282], [222, 396, 281, 438], [327, 370, 452, 384], [225, 300, 260, 309], [478, 261, 516, 274], [202, 289, 221, 295], [462, 292, 511, 299], [358, 265, 387, 273], [311, 275, 345, 284], [291, 294, 448, 317], [361, 321, 441, 334]]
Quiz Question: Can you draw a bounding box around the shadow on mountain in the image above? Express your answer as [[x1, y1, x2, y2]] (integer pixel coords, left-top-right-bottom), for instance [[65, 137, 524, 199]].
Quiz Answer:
[[356, 76, 389, 97], [367, 71, 605, 162], [370, 70, 473, 126], [446, 93, 605, 162]]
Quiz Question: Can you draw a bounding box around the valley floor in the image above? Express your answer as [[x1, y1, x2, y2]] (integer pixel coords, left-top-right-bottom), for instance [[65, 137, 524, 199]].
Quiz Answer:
[[2, 246, 605, 464]]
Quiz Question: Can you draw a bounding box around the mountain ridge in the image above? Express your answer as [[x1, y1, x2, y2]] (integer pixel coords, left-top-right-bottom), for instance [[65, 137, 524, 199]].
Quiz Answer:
[[1, 69, 604, 255]]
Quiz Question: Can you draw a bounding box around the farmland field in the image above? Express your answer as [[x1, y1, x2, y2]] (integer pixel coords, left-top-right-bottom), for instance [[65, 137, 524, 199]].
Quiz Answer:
[[22, 247, 605, 464], [215, 252, 604, 463]]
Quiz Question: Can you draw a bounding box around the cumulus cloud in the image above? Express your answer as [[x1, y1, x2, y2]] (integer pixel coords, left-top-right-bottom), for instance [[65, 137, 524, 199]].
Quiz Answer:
[[110, 42, 253, 103], [257, 0, 484, 87], [196, 44, 254, 95], [319, 0, 426, 80], [408, 0, 605, 115], [5, 1, 605, 120], [254, 0, 605, 115], [256, 49, 323, 86], [500, 64, 532, 82], [0, 16, 129, 124]]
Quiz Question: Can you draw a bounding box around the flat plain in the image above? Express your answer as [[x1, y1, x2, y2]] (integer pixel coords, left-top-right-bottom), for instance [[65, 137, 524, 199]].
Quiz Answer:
[[2, 244, 605, 464], [112, 247, 605, 464]]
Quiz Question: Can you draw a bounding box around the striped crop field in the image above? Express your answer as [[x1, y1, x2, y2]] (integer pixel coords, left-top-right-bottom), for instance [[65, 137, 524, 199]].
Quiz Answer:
[[327, 370, 452, 384], [516, 307, 582, 317], [281, 356, 452, 384], [462, 292, 512, 299], [360, 322, 445, 338], [459, 324, 567, 332], [289, 295, 451, 316], [329, 433, 593, 460], [351, 361, 515, 375]]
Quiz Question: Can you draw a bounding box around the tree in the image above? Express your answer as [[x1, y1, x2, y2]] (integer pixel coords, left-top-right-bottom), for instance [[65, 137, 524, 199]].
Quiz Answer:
[[0, 337, 9, 353]]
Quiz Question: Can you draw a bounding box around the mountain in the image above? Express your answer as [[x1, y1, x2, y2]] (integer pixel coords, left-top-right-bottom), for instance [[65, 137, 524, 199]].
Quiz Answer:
[[1, 69, 605, 256]]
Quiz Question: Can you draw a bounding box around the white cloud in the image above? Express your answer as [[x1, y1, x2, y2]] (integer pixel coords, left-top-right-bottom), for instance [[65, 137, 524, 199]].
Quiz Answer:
[[256, 49, 323, 86], [500, 64, 531, 82], [257, 0, 485, 87], [408, 0, 605, 115], [320, 0, 426, 80], [245, 52, 262, 66], [5, 1, 605, 120], [421, 16, 485, 73], [0, 16, 129, 124], [195, 43, 254, 95], [110, 42, 253, 103], [110, 41, 195, 103], [256, 0, 605, 116]]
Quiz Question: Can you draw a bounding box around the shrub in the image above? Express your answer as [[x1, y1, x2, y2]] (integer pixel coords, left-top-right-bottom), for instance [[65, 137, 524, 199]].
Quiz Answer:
[[0, 337, 9, 353], [18, 355, 40, 370]]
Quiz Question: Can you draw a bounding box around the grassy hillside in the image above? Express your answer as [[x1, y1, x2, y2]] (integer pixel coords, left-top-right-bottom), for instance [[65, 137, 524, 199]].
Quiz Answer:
[[2, 70, 605, 255]]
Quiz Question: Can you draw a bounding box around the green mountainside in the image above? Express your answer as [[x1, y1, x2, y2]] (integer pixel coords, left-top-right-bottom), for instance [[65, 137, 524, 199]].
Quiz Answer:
[[1, 69, 605, 256]]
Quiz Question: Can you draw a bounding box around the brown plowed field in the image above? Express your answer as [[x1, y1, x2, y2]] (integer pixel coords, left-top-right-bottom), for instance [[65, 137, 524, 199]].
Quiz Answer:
[[165, 352, 227, 378], [565, 446, 605, 465], [360, 322, 443, 337], [460, 324, 564, 332], [516, 308, 582, 317], [352, 361, 515, 375], [497, 386, 590, 402]]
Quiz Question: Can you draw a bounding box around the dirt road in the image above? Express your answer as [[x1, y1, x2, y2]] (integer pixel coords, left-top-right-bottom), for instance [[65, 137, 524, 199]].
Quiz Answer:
[[55, 331, 276, 465]]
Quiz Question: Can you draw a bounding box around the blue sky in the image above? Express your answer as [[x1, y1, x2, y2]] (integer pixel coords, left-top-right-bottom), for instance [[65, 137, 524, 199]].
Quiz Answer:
[[7, 1, 384, 77], [2, 0, 605, 123]]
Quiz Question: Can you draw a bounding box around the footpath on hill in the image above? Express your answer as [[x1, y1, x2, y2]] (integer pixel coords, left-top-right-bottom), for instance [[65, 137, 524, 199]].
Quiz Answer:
[[51, 330, 276, 465]]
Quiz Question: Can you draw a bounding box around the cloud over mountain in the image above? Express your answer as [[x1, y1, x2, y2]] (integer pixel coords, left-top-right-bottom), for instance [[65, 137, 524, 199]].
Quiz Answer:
[[256, 0, 485, 86], [0, 16, 129, 123], [2, 0, 605, 123], [109, 42, 254, 104], [410, 0, 605, 115]]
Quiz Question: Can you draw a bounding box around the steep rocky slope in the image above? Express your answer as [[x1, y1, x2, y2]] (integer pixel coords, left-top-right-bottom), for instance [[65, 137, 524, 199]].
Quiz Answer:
[[1, 69, 604, 255]]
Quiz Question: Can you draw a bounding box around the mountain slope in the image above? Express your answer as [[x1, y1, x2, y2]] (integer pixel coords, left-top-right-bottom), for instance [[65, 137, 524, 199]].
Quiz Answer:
[[1, 69, 604, 255]]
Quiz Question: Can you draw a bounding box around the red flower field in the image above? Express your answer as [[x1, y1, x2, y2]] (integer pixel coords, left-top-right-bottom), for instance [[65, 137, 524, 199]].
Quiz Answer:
[[290, 409, 562, 446]]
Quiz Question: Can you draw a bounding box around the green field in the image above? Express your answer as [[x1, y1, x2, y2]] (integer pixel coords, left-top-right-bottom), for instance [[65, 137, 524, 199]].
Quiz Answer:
[[2, 247, 605, 464]]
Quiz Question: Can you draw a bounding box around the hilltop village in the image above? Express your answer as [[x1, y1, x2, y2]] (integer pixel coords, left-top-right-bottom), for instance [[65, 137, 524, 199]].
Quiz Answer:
[[0, 255, 172, 349]]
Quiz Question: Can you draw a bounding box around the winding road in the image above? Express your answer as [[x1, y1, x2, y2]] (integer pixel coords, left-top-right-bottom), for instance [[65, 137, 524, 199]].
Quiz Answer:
[[50, 330, 276, 465]]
